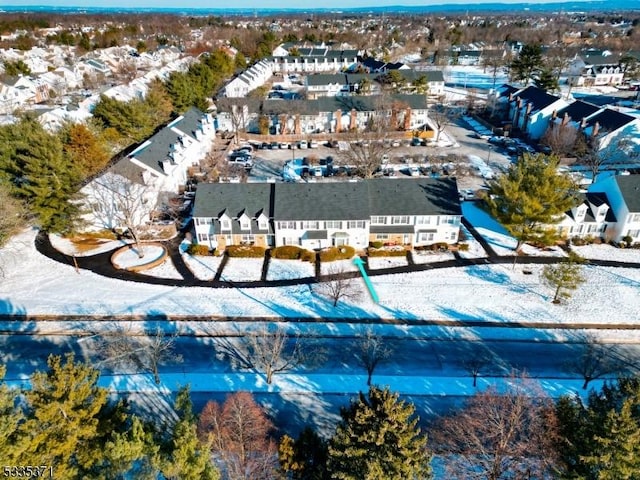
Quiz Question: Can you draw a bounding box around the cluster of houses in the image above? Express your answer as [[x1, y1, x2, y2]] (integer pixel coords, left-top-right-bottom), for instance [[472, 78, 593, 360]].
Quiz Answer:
[[491, 84, 639, 150], [0, 44, 190, 123]]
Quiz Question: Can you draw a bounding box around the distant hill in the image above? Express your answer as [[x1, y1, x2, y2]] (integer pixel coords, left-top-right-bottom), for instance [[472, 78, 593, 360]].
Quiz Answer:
[[2, 0, 639, 16]]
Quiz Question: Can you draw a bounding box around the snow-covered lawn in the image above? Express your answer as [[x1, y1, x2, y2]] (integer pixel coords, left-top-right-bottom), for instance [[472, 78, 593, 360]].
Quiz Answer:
[[182, 252, 224, 281], [112, 244, 165, 269], [267, 259, 315, 280], [573, 243, 640, 262], [220, 257, 264, 282], [463, 201, 567, 257], [139, 259, 182, 280], [1, 229, 639, 328], [412, 251, 455, 264], [368, 256, 408, 269], [458, 223, 488, 259], [49, 233, 128, 256], [320, 258, 359, 275]]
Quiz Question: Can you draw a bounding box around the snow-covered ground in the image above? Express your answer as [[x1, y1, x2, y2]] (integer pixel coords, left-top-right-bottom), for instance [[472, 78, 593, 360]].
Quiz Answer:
[[411, 251, 455, 264], [368, 255, 408, 269], [457, 222, 488, 259], [49, 233, 129, 257], [573, 243, 640, 262], [112, 244, 165, 269], [320, 258, 359, 275], [219, 257, 264, 282], [181, 252, 224, 281], [1, 228, 639, 327], [462, 201, 568, 257], [267, 258, 315, 280], [444, 65, 509, 90]]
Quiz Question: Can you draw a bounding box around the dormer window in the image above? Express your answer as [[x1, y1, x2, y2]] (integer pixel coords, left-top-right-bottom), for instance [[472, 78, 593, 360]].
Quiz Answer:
[[220, 214, 231, 231], [258, 214, 268, 230], [239, 214, 251, 231]]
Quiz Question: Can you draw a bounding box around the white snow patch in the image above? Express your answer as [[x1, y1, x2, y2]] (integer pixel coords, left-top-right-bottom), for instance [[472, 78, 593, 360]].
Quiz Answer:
[[573, 244, 640, 262], [320, 259, 359, 275], [112, 245, 166, 269], [182, 253, 224, 280], [368, 256, 408, 269], [220, 257, 264, 281], [49, 233, 128, 256], [267, 259, 315, 280], [412, 251, 455, 264]]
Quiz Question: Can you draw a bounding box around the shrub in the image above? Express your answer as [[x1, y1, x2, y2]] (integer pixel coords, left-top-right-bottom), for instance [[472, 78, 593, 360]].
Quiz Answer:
[[457, 243, 470, 252], [622, 235, 633, 246], [431, 242, 450, 252], [319, 245, 356, 262], [187, 243, 212, 256], [226, 245, 266, 258], [300, 249, 316, 263], [271, 245, 303, 259], [368, 248, 406, 257], [369, 241, 384, 249]]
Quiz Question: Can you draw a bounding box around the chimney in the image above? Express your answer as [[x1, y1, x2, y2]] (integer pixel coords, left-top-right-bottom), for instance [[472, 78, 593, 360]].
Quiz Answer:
[[335, 110, 342, 132], [508, 92, 514, 102], [551, 110, 557, 120], [279, 114, 288, 134], [294, 114, 301, 134], [561, 112, 570, 126], [592, 121, 600, 138], [526, 102, 532, 115], [580, 117, 587, 129], [349, 109, 357, 130], [404, 107, 411, 130]]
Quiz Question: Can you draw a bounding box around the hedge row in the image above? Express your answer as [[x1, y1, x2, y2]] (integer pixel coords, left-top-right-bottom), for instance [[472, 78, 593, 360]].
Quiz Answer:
[[186, 244, 215, 256], [368, 248, 407, 257], [226, 245, 267, 258], [319, 245, 356, 262]]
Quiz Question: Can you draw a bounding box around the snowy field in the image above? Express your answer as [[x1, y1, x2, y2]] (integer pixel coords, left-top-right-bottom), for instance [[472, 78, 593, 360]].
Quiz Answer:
[[49, 233, 129, 256], [181, 252, 224, 281], [573, 243, 640, 262], [139, 259, 182, 280], [411, 251, 455, 264], [457, 222, 488, 259], [219, 257, 264, 282], [368, 256, 408, 269], [462, 202, 568, 257], [1, 229, 639, 328], [320, 258, 359, 275], [267, 258, 315, 280], [444, 65, 509, 90], [112, 244, 165, 269]]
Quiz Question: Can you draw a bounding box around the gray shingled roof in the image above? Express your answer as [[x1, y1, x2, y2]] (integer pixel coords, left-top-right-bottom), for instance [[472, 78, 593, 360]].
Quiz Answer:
[[193, 182, 274, 218], [274, 182, 370, 220], [512, 86, 562, 112], [615, 175, 640, 213], [367, 178, 461, 216], [556, 100, 601, 123]]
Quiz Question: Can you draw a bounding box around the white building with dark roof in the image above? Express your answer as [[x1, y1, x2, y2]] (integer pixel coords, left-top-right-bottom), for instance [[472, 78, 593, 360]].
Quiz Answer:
[[193, 178, 462, 251]]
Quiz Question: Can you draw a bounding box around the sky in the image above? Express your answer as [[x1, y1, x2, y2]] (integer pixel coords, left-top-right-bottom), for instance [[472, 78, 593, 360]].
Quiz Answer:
[[1, 0, 589, 9]]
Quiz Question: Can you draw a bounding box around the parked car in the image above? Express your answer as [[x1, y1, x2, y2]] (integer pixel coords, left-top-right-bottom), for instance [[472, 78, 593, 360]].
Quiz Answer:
[[411, 137, 422, 146], [390, 140, 401, 147], [229, 150, 253, 160], [298, 140, 308, 149], [309, 140, 319, 148]]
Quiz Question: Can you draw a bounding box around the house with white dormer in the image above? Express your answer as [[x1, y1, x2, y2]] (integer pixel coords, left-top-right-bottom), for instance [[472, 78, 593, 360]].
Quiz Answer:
[[567, 51, 624, 87], [507, 86, 568, 140], [192, 178, 461, 252], [557, 192, 615, 240], [80, 108, 215, 231], [590, 174, 640, 243]]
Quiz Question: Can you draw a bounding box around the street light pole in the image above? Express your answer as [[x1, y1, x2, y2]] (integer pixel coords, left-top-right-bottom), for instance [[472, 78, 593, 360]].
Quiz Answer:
[[487, 145, 493, 166]]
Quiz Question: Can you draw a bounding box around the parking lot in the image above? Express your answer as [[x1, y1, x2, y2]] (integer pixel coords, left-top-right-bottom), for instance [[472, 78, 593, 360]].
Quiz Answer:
[[222, 115, 515, 195]]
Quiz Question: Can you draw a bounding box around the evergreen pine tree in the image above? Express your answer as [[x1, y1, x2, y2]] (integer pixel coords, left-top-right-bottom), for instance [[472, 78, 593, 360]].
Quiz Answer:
[[279, 426, 330, 480], [485, 153, 578, 251], [534, 67, 560, 92], [582, 396, 640, 480], [541, 252, 586, 303], [0, 365, 25, 463], [328, 386, 431, 480], [510, 43, 544, 85], [159, 387, 219, 480], [20, 354, 109, 478]]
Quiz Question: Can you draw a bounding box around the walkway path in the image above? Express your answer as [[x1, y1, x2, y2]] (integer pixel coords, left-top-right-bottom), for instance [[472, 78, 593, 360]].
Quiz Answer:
[[34, 229, 640, 291]]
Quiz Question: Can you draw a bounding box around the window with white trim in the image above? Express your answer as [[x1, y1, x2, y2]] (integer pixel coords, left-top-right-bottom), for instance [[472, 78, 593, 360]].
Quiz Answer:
[[258, 218, 268, 230], [277, 221, 296, 229], [440, 216, 458, 225], [371, 216, 387, 225], [390, 216, 409, 225], [325, 220, 342, 229], [241, 234, 255, 243], [630, 213, 640, 222], [376, 234, 389, 240], [240, 218, 251, 230], [220, 219, 231, 230], [418, 232, 434, 242], [415, 216, 432, 225], [302, 221, 320, 229], [347, 220, 365, 229]]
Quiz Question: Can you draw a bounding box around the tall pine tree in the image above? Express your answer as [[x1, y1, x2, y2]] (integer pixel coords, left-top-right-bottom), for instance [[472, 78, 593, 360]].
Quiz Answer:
[[486, 153, 578, 251], [328, 386, 431, 480]]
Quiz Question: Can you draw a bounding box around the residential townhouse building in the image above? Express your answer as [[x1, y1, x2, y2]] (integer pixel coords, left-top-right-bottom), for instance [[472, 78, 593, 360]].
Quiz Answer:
[[567, 52, 624, 87], [192, 178, 462, 252], [269, 50, 359, 74], [223, 59, 273, 98], [80, 108, 215, 231], [557, 192, 615, 240], [589, 174, 640, 243], [216, 94, 430, 136], [507, 86, 568, 140]]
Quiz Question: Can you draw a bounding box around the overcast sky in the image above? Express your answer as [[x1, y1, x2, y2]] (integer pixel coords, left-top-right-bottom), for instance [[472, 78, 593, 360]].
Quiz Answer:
[[2, 0, 581, 8]]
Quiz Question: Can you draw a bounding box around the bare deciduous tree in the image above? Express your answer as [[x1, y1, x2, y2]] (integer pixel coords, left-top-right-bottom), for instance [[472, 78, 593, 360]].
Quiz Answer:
[[354, 327, 393, 385], [431, 375, 561, 480], [566, 334, 629, 389], [88, 172, 154, 257], [315, 264, 362, 307], [216, 325, 325, 385], [541, 123, 582, 157], [96, 325, 183, 384], [198, 392, 278, 480]]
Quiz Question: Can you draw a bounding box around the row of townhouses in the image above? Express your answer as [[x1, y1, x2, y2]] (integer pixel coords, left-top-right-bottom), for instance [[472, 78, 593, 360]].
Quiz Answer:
[[216, 94, 430, 135], [192, 178, 462, 251], [491, 84, 639, 149], [561, 174, 640, 244], [80, 107, 216, 231]]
